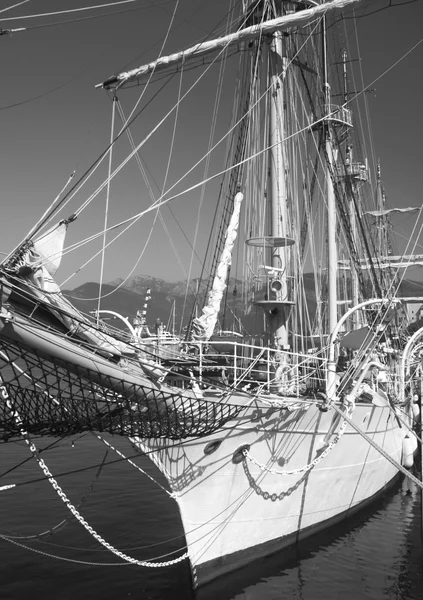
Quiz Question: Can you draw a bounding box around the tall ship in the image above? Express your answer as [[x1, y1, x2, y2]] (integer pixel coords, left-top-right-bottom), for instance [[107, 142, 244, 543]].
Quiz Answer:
[[0, 0, 422, 590]]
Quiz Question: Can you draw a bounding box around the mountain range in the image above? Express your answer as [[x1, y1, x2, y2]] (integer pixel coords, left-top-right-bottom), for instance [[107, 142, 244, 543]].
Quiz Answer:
[[64, 275, 223, 334], [63, 274, 423, 334]]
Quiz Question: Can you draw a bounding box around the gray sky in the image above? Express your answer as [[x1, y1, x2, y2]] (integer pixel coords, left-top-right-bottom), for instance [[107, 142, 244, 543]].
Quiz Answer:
[[0, 0, 421, 287]]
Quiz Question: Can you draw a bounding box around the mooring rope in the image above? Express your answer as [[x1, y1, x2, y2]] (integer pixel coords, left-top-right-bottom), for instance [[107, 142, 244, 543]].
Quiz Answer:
[[329, 401, 423, 490]]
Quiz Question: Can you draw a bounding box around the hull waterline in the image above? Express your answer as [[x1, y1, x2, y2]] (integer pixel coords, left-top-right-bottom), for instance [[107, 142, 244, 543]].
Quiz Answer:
[[132, 401, 413, 587]]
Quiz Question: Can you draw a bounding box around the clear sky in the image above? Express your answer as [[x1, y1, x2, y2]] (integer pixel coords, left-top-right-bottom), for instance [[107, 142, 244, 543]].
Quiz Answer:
[[0, 0, 421, 287]]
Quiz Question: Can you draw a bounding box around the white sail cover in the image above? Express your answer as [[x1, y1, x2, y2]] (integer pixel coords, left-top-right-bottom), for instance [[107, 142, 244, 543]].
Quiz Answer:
[[33, 221, 68, 277], [100, 0, 376, 90], [15, 222, 132, 357], [192, 192, 244, 341]]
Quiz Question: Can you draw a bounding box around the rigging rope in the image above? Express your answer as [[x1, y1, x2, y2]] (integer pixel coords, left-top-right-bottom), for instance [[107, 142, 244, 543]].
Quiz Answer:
[[74, 91, 194, 302], [97, 96, 117, 319], [0, 0, 169, 21], [0, 0, 31, 16], [186, 0, 257, 325], [94, 433, 176, 498], [2, 448, 109, 541], [59, 14, 327, 287]]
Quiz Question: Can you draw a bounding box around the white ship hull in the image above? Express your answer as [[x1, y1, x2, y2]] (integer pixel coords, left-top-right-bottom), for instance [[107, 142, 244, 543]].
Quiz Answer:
[[132, 400, 412, 587]]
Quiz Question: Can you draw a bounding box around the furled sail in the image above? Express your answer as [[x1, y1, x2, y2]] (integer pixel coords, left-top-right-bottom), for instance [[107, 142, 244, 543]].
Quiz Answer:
[[191, 192, 243, 341], [338, 255, 423, 270], [366, 207, 420, 217], [100, 0, 375, 90]]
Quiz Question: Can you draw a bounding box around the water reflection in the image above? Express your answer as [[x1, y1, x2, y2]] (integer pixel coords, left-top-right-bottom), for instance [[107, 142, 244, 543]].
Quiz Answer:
[[199, 478, 423, 600], [0, 435, 421, 600]]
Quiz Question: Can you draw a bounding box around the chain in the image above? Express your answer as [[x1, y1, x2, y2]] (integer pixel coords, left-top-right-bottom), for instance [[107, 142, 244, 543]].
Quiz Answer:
[[1, 378, 188, 568], [243, 405, 353, 476], [43, 473, 188, 567], [0, 484, 16, 492], [93, 434, 177, 498]]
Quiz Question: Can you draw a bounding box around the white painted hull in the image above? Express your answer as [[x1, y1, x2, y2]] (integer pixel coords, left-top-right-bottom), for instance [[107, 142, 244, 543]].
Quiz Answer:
[[132, 400, 413, 587]]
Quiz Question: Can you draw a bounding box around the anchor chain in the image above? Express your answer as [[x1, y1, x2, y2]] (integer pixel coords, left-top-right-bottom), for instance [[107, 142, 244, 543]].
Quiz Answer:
[[1, 377, 188, 568], [243, 405, 353, 476]]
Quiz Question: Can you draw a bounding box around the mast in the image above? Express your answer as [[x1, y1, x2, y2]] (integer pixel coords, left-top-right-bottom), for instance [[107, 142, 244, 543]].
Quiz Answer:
[[320, 17, 365, 396], [321, 13, 338, 340], [321, 7, 340, 399], [374, 161, 397, 295], [246, 0, 295, 351], [269, 4, 289, 348], [339, 50, 368, 325], [342, 52, 357, 309], [347, 145, 360, 312]]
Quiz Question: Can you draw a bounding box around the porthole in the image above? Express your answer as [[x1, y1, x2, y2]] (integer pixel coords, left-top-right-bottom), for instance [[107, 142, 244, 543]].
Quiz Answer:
[[203, 440, 223, 455], [232, 444, 251, 464]]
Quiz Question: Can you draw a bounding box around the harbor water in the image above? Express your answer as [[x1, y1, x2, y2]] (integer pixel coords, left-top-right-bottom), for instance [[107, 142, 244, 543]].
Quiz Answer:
[[0, 434, 422, 599]]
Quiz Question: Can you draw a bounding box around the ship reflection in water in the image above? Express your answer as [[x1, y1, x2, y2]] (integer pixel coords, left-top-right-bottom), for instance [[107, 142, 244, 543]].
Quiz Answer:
[[0, 436, 421, 600], [199, 478, 423, 600]]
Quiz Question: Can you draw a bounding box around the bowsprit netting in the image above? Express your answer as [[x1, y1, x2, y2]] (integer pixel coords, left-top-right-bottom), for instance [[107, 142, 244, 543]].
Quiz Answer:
[[0, 338, 243, 440]]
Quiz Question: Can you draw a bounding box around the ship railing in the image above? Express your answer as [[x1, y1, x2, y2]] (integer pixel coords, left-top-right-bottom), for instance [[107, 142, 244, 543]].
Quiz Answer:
[[369, 369, 403, 402], [190, 339, 328, 394], [335, 162, 369, 181], [137, 335, 182, 360], [137, 334, 181, 346]]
